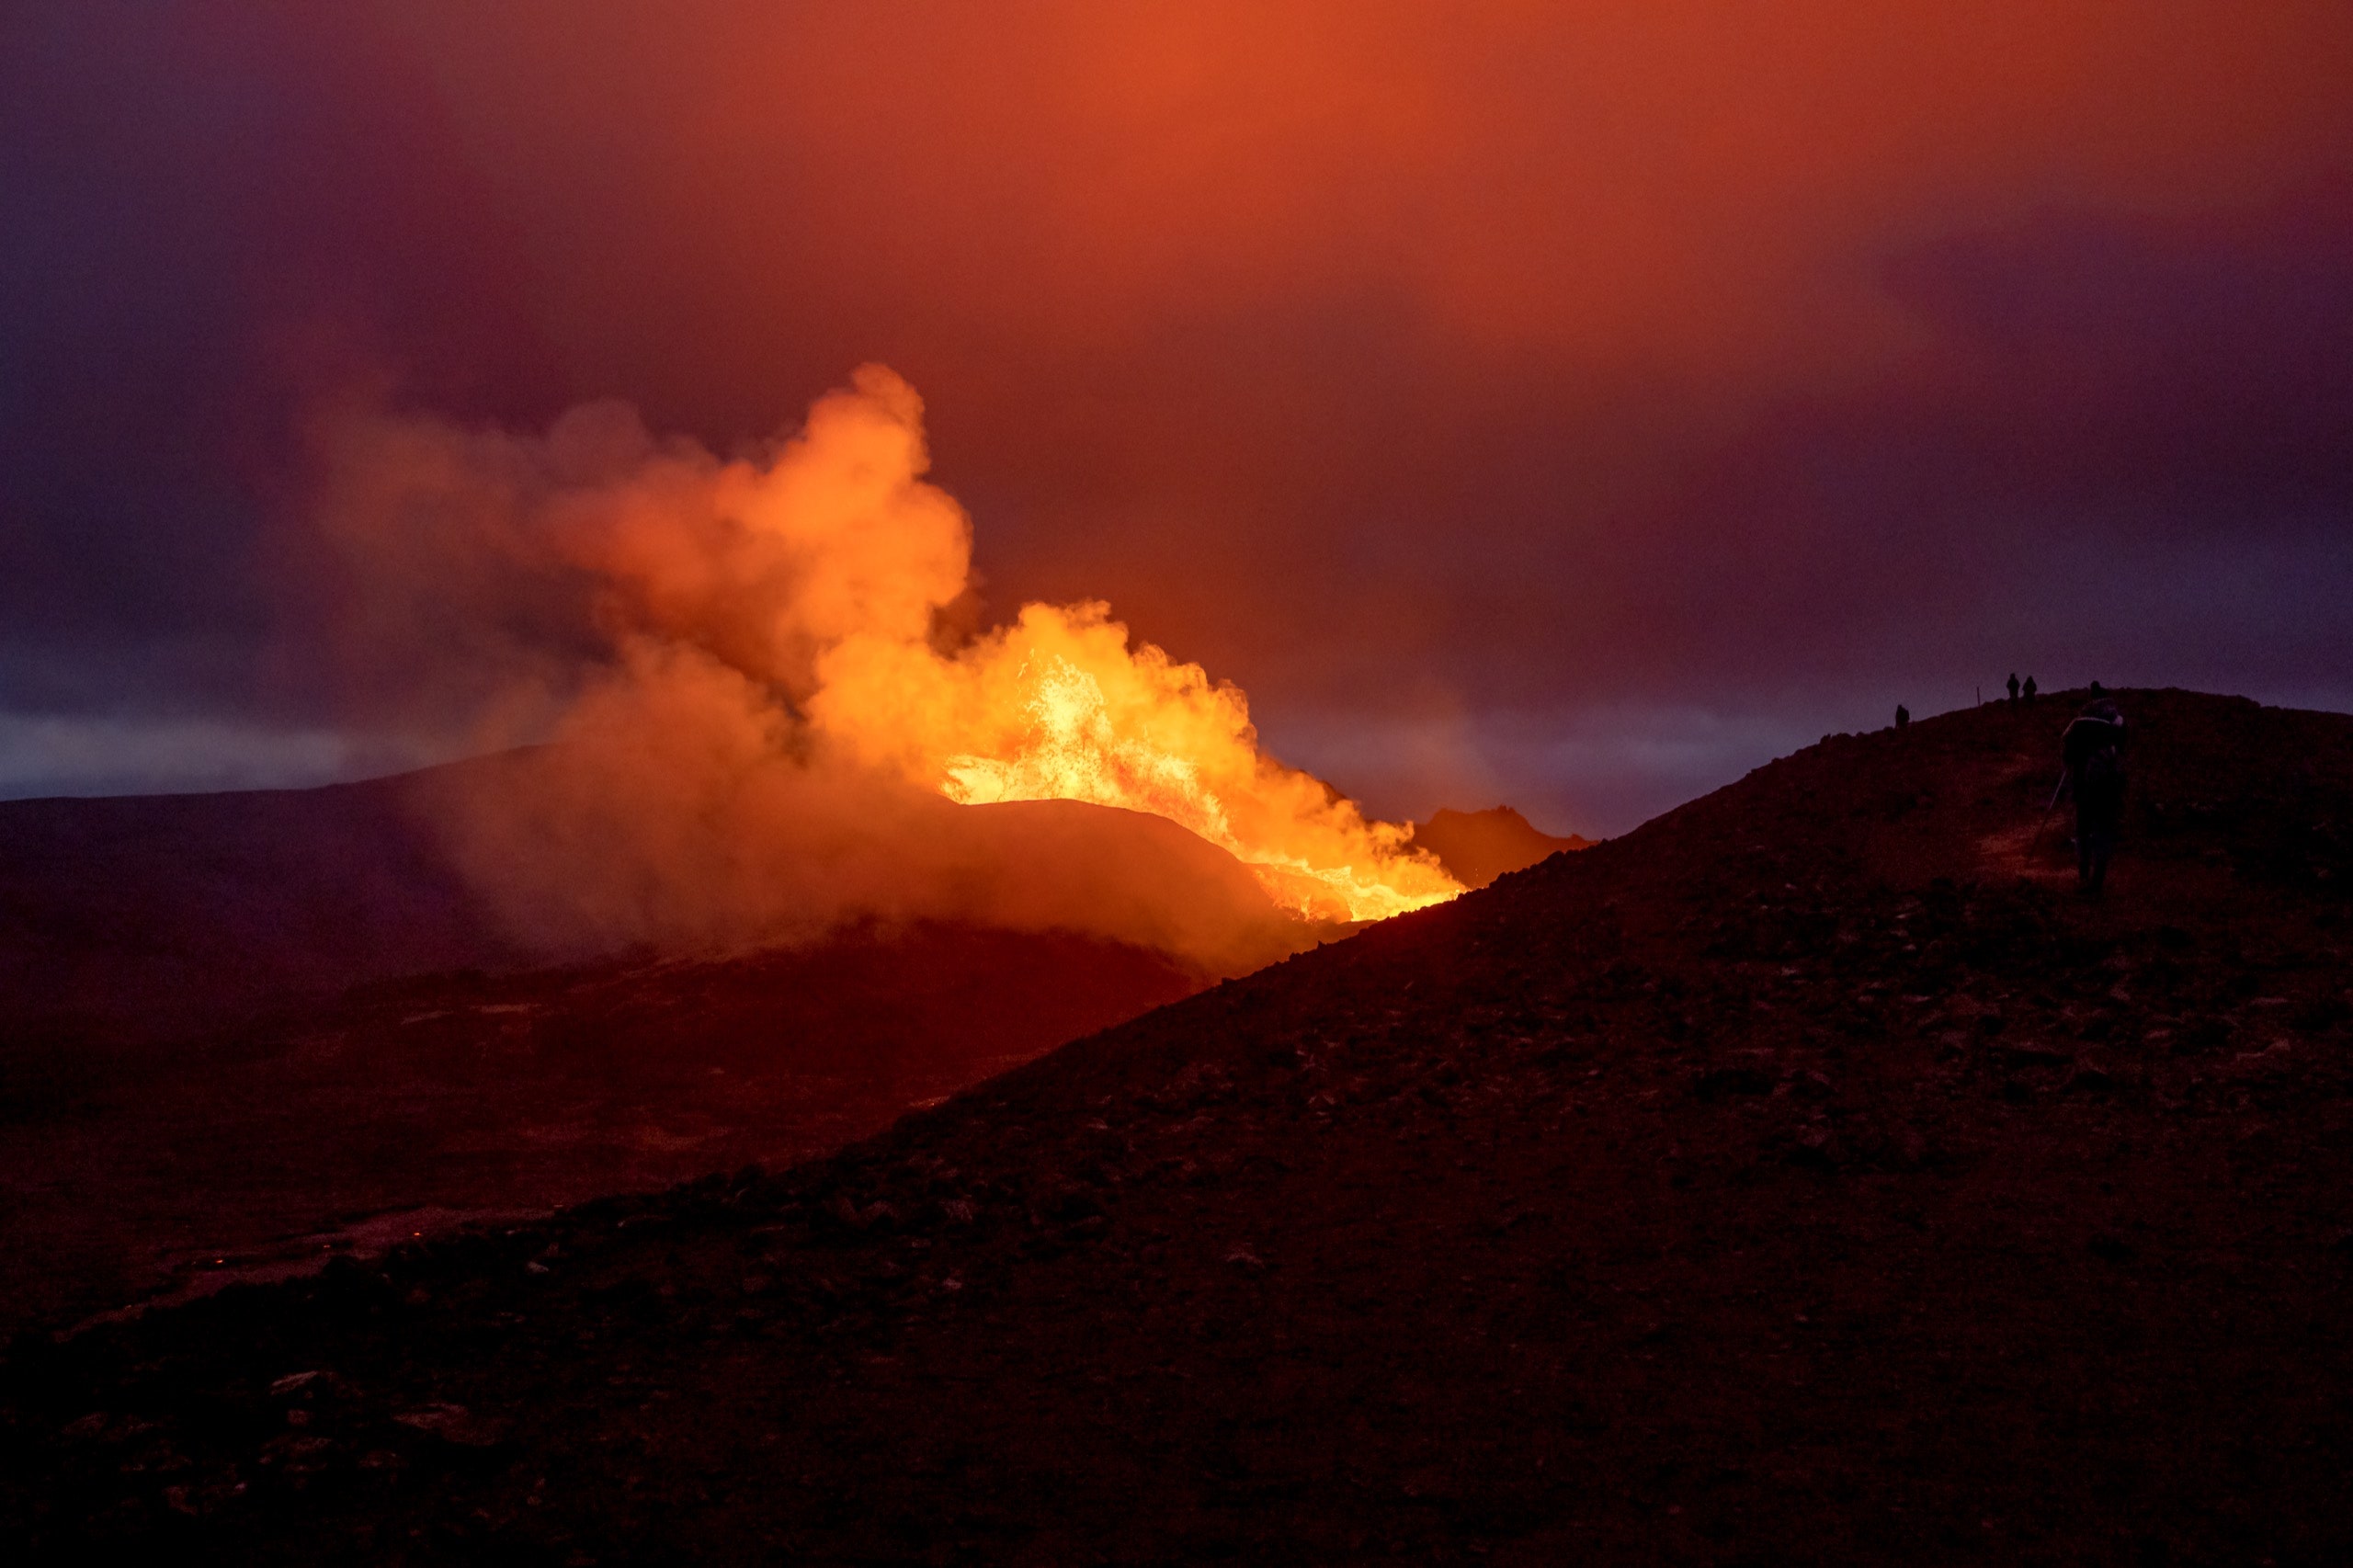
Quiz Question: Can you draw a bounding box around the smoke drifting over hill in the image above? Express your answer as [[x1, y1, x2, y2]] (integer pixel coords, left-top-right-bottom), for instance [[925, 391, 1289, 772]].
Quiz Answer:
[[8, 6, 2350, 826], [310, 369, 1458, 968]]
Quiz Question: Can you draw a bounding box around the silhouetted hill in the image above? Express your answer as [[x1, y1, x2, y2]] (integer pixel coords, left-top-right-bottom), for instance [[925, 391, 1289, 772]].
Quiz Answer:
[[7, 688, 2353, 1562], [1410, 803, 1589, 887], [0, 770, 1324, 1334]]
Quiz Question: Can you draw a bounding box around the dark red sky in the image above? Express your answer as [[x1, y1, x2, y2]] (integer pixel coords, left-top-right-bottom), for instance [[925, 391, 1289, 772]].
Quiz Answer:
[[4, 1, 2349, 830]]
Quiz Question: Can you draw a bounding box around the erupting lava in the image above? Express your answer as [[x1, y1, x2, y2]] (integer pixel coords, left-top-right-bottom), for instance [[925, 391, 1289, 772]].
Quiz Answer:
[[767, 374, 1463, 926], [823, 605, 1463, 924]]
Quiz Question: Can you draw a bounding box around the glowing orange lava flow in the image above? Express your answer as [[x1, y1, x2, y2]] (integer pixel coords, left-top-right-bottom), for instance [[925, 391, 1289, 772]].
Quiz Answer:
[[813, 599, 1463, 924], [939, 650, 1459, 922]]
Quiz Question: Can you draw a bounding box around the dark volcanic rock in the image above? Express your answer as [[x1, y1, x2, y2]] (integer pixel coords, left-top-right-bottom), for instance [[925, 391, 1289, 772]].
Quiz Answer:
[[6, 688, 2353, 1563]]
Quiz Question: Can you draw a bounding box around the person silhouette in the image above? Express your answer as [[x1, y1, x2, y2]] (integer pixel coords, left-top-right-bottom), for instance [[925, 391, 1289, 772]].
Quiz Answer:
[[2022, 675, 2038, 704], [2006, 673, 2020, 705], [2058, 698, 2128, 895], [1895, 704, 1910, 730]]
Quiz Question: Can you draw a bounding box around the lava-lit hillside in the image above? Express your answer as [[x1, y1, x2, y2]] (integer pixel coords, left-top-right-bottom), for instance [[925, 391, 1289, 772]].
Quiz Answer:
[[7, 687, 2350, 1562]]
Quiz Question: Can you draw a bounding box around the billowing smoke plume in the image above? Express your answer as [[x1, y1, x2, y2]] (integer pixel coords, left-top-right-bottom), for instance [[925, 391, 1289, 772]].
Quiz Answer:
[[311, 368, 1459, 974]]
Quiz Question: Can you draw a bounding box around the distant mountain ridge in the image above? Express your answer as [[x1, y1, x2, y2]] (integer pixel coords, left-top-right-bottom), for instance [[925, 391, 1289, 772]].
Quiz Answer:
[[0, 749, 1574, 1041], [0, 757, 1302, 1044], [1410, 803, 1590, 888], [0, 755, 529, 1043]]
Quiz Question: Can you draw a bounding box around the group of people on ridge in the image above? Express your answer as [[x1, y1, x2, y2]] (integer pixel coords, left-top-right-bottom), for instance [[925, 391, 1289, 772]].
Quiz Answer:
[[1935, 676, 2131, 893]]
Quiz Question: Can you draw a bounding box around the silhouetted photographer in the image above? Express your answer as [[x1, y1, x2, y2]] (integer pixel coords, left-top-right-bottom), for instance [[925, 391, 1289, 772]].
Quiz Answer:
[[2057, 697, 2128, 895]]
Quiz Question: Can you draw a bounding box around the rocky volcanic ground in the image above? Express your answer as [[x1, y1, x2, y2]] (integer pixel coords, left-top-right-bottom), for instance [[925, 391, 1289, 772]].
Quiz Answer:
[[0, 923, 1204, 1335], [6, 687, 2351, 1563]]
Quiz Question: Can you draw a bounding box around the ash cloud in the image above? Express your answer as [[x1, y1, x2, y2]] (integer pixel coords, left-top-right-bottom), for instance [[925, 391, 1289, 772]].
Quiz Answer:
[[308, 368, 1446, 971]]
